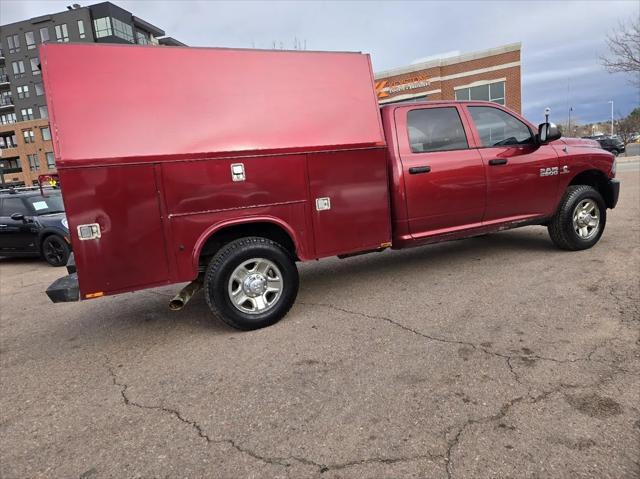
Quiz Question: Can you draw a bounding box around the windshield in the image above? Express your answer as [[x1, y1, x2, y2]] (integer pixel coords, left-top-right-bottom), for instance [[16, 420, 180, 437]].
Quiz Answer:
[[25, 194, 65, 215]]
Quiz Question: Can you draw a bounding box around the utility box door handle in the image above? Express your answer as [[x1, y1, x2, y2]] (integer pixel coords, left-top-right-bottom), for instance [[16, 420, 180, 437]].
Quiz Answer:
[[315, 197, 331, 211], [231, 163, 245, 181]]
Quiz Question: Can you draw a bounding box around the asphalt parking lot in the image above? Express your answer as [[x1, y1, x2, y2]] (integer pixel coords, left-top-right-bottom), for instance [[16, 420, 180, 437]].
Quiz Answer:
[[1, 163, 639, 479]]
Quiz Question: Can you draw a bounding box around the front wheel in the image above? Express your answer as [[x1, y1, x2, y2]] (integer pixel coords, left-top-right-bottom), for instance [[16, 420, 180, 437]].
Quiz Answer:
[[42, 235, 70, 267], [611, 149, 619, 157], [548, 185, 607, 251], [204, 236, 299, 330]]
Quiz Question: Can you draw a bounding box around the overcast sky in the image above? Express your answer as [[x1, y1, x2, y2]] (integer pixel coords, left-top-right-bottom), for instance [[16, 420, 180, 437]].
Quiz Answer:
[[2, 0, 638, 124]]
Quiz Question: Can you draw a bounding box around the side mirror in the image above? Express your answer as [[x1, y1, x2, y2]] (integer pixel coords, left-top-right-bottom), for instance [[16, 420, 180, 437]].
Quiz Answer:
[[538, 122, 561, 144], [10, 213, 25, 221]]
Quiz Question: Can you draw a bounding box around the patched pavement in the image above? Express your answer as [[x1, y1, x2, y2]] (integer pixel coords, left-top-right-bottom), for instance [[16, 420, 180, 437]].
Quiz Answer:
[[1, 167, 639, 478]]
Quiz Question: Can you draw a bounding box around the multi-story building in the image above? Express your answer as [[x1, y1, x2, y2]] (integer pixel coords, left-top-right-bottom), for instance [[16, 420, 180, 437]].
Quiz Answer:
[[374, 43, 522, 112], [0, 1, 184, 187]]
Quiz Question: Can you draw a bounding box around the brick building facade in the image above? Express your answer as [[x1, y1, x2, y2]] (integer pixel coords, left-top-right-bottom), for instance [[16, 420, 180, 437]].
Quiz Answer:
[[374, 43, 521, 112], [0, 118, 53, 186]]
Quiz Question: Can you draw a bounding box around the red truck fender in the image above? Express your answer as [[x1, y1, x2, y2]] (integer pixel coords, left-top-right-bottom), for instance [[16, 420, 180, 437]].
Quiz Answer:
[[191, 216, 306, 274]]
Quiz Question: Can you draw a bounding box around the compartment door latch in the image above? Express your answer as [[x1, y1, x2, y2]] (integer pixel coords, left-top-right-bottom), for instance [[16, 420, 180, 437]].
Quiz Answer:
[[231, 163, 246, 182], [315, 197, 331, 211]]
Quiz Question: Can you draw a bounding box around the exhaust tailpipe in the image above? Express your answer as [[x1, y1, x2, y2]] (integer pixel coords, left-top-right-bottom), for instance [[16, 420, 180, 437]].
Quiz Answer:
[[169, 279, 203, 311]]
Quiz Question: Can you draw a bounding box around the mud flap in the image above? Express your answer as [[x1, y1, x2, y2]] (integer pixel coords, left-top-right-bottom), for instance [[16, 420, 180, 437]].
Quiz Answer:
[[46, 273, 79, 303]]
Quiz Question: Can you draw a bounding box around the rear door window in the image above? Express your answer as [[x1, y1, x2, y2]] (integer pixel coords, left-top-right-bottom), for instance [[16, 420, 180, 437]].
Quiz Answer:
[[407, 107, 469, 153], [1, 198, 29, 216], [468, 106, 533, 147]]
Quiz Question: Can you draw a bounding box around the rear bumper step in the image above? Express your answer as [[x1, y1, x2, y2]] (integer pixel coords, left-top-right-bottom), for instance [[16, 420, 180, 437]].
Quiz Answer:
[[46, 273, 80, 303]]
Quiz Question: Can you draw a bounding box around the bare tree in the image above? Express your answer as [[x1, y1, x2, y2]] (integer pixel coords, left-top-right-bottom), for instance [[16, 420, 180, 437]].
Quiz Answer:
[[615, 107, 640, 148], [601, 19, 640, 86]]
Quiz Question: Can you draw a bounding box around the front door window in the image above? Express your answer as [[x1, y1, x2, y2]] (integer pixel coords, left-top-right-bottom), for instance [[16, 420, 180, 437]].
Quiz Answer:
[[468, 106, 533, 147]]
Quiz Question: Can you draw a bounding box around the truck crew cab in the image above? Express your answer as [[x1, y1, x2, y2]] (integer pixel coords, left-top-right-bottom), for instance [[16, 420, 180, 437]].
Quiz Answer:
[[42, 43, 619, 330]]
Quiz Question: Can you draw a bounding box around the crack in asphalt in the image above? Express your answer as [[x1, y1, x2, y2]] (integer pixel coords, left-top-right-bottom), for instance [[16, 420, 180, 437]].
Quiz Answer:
[[299, 301, 604, 371], [103, 298, 634, 478], [105, 358, 445, 475], [298, 301, 636, 478], [106, 362, 212, 442], [445, 395, 526, 479]]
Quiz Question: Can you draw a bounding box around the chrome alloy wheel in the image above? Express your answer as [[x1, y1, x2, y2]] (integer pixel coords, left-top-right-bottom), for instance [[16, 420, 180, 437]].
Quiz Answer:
[[228, 258, 283, 314], [572, 199, 600, 240]]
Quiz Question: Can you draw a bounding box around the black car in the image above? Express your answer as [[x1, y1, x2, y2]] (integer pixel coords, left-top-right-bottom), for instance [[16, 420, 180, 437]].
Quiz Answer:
[[0, 188, 71, 266], [585, 136, 626, 156]]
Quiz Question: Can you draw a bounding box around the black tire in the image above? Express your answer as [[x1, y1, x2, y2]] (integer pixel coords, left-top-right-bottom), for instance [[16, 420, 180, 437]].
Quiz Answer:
[[548, 185, 607, 251], [41, 235, 70, 267], [204, 236, 299, 330], [611, 149, 619, 157]]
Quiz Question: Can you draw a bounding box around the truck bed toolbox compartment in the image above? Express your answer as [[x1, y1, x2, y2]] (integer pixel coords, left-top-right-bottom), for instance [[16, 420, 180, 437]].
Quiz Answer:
[[41, 43, 389, 296]]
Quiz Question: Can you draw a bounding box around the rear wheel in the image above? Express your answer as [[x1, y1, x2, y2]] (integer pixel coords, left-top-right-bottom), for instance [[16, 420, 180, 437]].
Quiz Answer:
[[548, 185, 606, 251], [204, 236, 299, 330], [42, 235, 70, 267]]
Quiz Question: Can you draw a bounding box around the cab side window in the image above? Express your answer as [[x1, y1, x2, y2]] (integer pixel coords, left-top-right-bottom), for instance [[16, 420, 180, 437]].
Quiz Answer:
[[407, 107, 469, 153], [468, 106, 533, 147], [1, 198, 28, 216]]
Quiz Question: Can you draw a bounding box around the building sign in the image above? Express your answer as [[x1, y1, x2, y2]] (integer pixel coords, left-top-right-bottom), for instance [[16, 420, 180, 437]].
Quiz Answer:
[[375, 74, 431, 99]]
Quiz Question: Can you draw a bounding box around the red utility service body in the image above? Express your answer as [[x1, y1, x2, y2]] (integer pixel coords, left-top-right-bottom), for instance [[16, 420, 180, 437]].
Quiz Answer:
[[41, 43, 614, 301], [41, 43, 391, 298]]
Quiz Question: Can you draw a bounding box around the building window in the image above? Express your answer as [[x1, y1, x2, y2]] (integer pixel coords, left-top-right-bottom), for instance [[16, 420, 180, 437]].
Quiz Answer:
[[40, 27, 50, 43], [93, 17, 112, 38], [25, 31, 36, 50], [407, 107, 469, 153], [21, 108, 34, 121], [30, 57, 40, 75], [39, 106, 48, 119], [35, 83, 44, 96], [78, 20, 86, 39], [41, 126, 51, 141], [136, 31, 150, 45], [17, 85, 30, 99], [7, 34, 20, 53], [55, 24, 69, 42], [0, 134, 18, 149], [23, 129, 35, 144], [455, 80, 505, 106], [0, 91, 12, 106], [467, 106, 533, 147], [45, 151, 56, 168], [28, 154, 40, 170], [0, 113, 17, 124], [112, 18, 134, 42], [2, 158, 22, 171], [11, 60, 25, 78]]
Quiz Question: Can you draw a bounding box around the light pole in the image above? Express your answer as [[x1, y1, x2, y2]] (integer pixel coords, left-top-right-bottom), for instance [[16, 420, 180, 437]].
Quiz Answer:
[[608, 100, 614, 136]]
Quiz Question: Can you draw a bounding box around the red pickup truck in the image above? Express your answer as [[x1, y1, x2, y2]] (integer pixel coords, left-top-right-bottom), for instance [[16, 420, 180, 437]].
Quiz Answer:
[[43, 43, 619, 330]]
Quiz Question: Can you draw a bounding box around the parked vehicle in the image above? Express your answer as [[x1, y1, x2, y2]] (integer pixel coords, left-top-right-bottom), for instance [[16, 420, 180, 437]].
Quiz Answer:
[[583, 135, 626, 156], [0, 187, 71, 266], [42, 43, 619, 330]]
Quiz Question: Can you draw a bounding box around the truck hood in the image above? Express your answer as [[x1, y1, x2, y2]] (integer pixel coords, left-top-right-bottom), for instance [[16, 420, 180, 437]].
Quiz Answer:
[[557, 137, 600, 148]]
